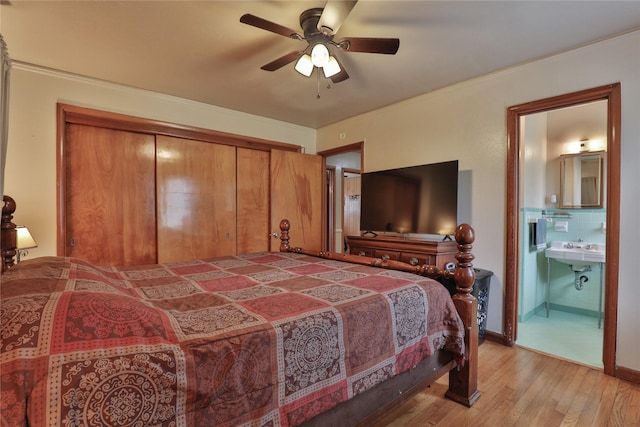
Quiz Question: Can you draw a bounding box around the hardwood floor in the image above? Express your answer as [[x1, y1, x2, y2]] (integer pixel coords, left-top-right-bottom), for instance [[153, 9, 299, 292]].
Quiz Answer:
[[372, 341, 640, 426]]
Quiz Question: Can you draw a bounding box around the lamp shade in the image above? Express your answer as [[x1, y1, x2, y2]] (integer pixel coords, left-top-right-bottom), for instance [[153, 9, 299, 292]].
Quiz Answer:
[[294, 54, 313, 77], [311, 43, 329, 67], [16, 226, 37, 250], [323, 56, 341, 78]]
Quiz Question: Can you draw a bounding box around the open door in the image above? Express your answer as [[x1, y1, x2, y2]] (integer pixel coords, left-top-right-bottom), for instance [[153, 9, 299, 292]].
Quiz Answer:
[[342, 171, 361, 240], [270, 150, 324, 251]]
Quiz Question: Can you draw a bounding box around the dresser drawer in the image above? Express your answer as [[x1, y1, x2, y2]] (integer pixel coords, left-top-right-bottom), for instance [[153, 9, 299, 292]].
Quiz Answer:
[[350, 246, 375, 257], [374, 249, 401, 261], [399, 252, 435, 266], [345, 235, 457, 270]]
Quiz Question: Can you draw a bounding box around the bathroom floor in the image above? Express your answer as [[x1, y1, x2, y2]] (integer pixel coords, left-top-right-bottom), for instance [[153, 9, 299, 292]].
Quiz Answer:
[[516, 310, 603, 369]]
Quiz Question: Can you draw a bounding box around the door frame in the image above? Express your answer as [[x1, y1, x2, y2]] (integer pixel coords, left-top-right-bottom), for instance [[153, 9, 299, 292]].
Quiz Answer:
[[341, 168, 362, 252], [325, 166, 336, 252], [505, 83, 621, 376], [318, 141, 364, 253]]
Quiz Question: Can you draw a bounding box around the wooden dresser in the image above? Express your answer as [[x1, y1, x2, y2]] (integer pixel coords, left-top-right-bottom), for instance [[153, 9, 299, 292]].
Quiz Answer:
[[346, 235, 458, 270]]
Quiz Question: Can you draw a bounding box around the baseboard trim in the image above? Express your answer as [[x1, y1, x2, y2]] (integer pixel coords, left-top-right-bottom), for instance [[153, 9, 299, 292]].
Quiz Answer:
[[484, 330, 511, 346], [616, 365, 640, 385]]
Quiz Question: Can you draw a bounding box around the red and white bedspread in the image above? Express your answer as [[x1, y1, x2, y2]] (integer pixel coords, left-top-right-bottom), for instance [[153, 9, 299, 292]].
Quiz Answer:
[[1, 252, 464, 426]]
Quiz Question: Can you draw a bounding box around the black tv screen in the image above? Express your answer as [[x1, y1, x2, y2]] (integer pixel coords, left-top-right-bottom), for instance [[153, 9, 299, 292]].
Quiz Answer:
[[359, 160, 458, 236]]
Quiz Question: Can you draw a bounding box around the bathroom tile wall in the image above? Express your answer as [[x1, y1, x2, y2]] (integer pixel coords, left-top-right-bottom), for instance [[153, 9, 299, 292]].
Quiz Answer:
[[519, 207, 547, 321], [546, 209, 607, 244], [519, 208, 606, 321], [546, 209, 606, 316]]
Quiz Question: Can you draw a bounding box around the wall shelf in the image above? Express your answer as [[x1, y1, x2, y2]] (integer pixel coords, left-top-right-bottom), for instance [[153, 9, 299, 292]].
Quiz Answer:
[[542, 211, 572, 219]]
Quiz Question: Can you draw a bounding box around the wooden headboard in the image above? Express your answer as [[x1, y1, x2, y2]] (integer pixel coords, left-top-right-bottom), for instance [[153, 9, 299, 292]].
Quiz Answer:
[[1, 195, 17, 273]]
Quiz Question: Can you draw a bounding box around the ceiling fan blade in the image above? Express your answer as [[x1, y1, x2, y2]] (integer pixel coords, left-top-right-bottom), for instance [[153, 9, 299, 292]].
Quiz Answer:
[[330, 57, 349, 83], [317, 0, 358, 35], [339, 37, 400, 54], [240, 14, 300, 39], [260, 51, 302, 71]]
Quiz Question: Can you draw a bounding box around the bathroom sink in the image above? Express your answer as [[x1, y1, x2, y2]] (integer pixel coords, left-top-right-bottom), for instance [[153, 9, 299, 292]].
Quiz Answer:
[[545, 241, 605, 268]]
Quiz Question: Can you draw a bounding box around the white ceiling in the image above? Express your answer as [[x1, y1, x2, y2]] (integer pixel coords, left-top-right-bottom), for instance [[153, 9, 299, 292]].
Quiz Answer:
[[547, 101, 608, 146], [2, 1, 639, 129]]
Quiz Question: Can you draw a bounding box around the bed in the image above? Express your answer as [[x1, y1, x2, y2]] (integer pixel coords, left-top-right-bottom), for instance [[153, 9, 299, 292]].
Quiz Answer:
[[1, 195, 479, 426]]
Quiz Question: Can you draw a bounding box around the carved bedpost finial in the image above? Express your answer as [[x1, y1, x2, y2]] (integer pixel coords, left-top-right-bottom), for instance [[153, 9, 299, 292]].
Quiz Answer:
[[279, 219, 290, 252], [2, 195, 16, 214], [446, 222, 480, 407], [2, 195, 17, 272], [454, 223, 475, 295]]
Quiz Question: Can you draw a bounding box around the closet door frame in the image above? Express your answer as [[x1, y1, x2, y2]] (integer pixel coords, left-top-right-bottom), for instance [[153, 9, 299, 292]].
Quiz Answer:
[[56, 103, 300, 257]]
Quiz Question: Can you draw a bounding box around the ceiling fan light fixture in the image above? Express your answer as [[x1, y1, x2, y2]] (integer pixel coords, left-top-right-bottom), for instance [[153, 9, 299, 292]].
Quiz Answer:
[[323, 56, 341, 78], [295, 54, 313, 77], [311, 43, 330, 67], [242, 3, 401, 84]]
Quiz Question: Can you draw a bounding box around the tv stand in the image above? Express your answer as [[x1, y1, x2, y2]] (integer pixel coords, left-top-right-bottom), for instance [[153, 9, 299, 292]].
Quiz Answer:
[[361, 230, 379, 237], [442, 234, 453, 242], [346, 235, 458, 270]]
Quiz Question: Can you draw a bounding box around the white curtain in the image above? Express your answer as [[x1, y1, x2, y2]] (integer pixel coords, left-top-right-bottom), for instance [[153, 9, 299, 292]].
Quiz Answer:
[[0, 33, 10, 198]]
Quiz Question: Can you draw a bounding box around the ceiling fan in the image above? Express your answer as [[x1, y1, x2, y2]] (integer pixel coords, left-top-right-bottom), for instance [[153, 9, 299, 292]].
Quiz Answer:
[[240, 0, 400, 83]]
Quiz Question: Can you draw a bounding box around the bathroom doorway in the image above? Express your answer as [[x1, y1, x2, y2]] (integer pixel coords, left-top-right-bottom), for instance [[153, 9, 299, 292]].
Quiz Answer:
[[505, 84, 621, 376], [516, 100, 607, 368]]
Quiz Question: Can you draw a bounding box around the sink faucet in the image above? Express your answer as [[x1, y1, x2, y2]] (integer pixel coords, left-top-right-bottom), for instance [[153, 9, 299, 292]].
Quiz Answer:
[[586, 243, 594, 250], [565, 242, 574, 249], [577, 238, 584, 243]]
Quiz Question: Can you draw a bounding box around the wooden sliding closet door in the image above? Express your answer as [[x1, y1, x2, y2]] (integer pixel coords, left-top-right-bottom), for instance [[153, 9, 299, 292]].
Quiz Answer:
[[156, 136, 236, 263], [237, 148, 270, 253], [270, 150, 324, 251], [65, 124, 157, 266]]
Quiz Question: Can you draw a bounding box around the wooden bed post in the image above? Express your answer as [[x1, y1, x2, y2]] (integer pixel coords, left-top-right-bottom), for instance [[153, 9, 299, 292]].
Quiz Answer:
[[1, 195, 17, 273], [445, 223, 481, 407], [279, 219, 291, 252]]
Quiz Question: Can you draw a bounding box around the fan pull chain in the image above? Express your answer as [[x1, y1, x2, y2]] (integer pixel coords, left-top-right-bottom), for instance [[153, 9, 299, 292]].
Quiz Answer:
[[317, 69, 321, 99]]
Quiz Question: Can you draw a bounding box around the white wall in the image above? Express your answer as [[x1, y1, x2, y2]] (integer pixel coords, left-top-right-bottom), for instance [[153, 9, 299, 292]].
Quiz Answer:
[[317, 30, 640, 372], [3, 63, 315, 257], [519, 113, 547, 319], [521, 113, 548, 209]]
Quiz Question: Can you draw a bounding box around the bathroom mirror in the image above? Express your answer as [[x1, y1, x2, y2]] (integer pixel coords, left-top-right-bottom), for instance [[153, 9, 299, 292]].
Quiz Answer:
[[559, 151, 604, 208]]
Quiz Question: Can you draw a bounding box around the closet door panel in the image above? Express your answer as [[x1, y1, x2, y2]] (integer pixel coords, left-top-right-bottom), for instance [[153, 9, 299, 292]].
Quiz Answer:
[[65, 124, 156, 266], [237, 148, 270, 253], [156, 136, 236, 262], [270, 150, 324, 251]]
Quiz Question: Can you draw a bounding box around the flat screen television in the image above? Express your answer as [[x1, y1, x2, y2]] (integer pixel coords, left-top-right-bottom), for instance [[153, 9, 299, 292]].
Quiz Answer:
[[359, 160, 458, 237]]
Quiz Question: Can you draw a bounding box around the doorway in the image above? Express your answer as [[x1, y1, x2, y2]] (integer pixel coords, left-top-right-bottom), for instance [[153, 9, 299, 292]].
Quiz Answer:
[[318, 142, 363, 253], [505, 84, 621, 376], [516, 101, 607, 368]]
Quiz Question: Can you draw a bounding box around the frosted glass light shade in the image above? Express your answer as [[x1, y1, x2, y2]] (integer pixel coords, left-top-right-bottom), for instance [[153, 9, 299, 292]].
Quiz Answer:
[[323, 56, 341, 78], [311, 43, 329, 67], [294, 54, 313, 77]]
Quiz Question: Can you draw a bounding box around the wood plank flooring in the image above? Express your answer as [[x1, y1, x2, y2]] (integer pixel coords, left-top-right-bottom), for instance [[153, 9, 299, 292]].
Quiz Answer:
[[372, 341, 640, 426]]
